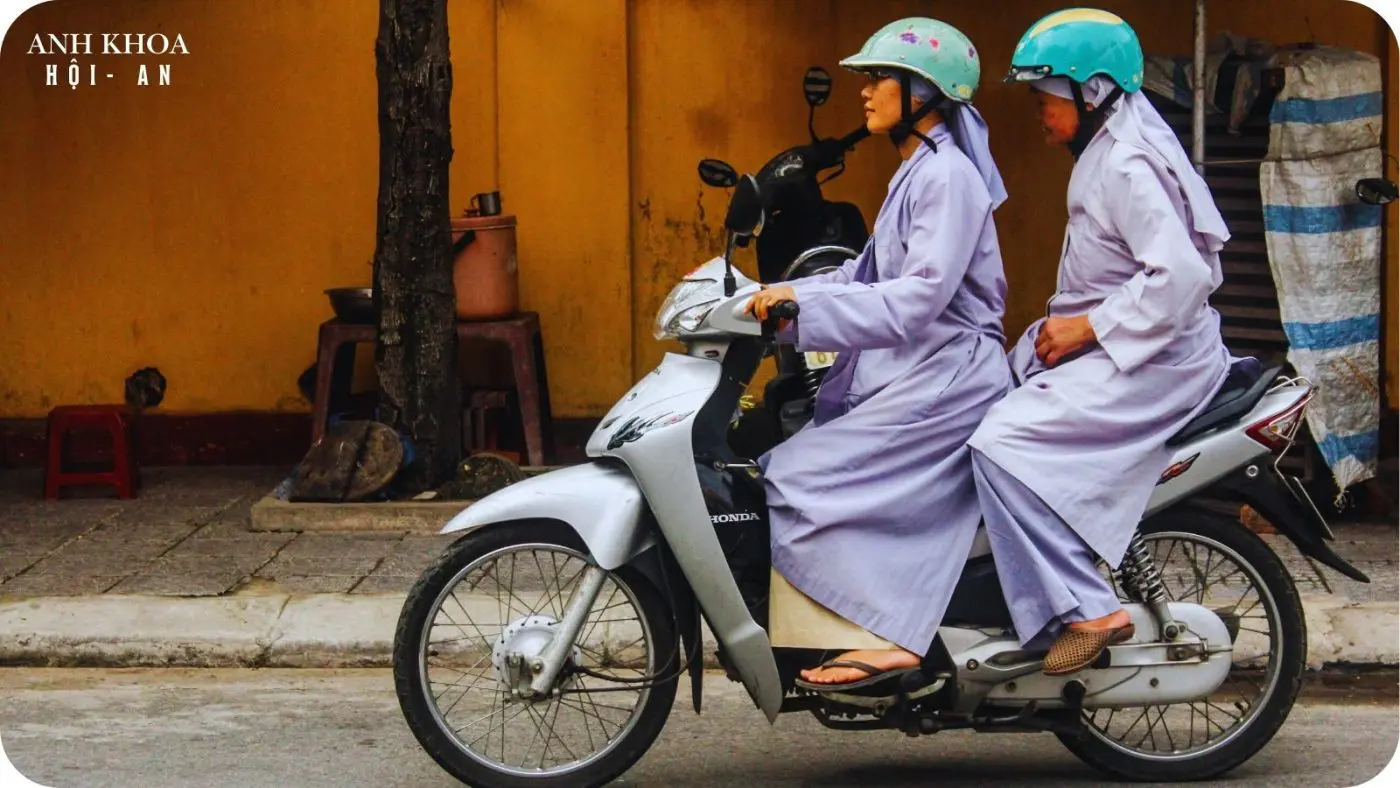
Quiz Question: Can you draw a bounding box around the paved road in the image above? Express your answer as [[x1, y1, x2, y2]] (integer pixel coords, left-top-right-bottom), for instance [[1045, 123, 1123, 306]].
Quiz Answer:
[[1, 669, 1395, 787]]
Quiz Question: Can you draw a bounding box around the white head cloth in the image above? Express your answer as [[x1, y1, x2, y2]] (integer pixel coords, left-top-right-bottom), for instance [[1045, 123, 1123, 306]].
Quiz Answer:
[[1032, 75, 1229, 253]]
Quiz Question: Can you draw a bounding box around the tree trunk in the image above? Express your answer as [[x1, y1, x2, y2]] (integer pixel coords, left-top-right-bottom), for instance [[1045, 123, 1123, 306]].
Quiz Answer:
[[372, 0, 460, 492]]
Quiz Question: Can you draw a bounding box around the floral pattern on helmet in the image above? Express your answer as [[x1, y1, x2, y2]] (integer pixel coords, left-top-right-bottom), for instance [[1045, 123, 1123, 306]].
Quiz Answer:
[[899, 31, 920, 44]]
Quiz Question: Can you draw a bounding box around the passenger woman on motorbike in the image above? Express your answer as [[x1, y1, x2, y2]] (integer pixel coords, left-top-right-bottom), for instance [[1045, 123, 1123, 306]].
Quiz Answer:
[[966, 8, 1233, 675], [744, 17, 1012, 690]]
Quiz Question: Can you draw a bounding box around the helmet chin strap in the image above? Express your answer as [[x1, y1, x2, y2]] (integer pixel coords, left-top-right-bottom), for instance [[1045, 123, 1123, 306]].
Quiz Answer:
[[889, 71, 939, 153], [1066, 79, 1124, 159]]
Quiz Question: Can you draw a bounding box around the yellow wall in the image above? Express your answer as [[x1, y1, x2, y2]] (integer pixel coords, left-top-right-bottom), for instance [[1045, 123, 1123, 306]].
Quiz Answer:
[[0, 0, 1393, 420], [0, 0, 499, 415], [496, 0, 634, 414]]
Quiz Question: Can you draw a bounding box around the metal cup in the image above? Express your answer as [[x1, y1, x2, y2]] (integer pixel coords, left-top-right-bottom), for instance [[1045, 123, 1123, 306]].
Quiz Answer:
[[469, 191, 502, 217]]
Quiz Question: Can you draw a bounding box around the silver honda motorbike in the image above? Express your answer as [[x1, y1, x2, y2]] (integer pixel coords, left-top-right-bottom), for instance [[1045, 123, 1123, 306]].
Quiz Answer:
[[392, 174, 1369, 788]]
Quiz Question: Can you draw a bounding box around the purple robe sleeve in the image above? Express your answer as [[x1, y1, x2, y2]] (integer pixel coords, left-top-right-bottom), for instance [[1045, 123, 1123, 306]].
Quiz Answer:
[[786, 164, 987, 353], [1087, 149, 1218, 373], [771, 241, 873, 344]]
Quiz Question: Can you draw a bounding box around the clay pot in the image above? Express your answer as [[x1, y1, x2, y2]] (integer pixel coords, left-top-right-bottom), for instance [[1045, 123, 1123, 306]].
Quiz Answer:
[[450, 212, 518, 320]]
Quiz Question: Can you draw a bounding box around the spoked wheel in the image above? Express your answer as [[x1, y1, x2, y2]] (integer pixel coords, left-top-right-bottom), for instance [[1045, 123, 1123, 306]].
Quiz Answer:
[[1058, 509, 1307, 781], [393, 521, 679, 788]]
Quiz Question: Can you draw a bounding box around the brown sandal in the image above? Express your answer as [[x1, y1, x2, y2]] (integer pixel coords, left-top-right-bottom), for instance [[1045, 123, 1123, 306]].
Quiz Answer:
[[1042, 623, 1136, 676]]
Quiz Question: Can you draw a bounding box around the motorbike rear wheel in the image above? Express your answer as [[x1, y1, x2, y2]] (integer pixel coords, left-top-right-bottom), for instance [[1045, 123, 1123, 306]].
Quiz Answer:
[[1057, 509, 1307, 781], [392, 521, 679, 788]]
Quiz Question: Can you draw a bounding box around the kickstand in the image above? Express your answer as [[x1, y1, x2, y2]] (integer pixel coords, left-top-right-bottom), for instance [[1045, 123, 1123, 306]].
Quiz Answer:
[[981, 699, 1039, 726], [1059, 680, 1088, 737], [1016, 699, 1039, 724], [1063, 679, 1087, 710]]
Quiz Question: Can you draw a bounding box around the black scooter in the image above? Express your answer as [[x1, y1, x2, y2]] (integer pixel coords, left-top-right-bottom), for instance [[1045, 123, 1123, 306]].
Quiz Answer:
[[695, 66, 873, 449]]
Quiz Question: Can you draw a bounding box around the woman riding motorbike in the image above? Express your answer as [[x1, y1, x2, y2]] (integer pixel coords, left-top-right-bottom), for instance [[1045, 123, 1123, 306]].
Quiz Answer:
[[745, 17, 1011, 689]]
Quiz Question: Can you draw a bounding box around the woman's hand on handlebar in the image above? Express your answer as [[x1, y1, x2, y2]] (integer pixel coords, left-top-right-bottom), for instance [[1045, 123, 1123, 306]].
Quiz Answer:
[[745, 285, 797, 324]]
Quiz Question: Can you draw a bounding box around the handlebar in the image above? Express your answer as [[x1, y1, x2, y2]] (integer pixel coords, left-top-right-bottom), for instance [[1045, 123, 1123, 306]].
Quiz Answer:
[[770, 301, 800, 320], [761, 300, 800, 340]]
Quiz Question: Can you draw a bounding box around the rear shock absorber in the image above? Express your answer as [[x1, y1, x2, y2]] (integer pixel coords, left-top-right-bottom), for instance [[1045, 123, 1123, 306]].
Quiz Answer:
[[804, 360, 825, 399], [1116, 531, 1182, 640]]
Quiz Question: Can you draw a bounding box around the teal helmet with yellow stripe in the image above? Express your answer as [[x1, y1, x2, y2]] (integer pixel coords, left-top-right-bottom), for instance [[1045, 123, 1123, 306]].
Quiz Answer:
[[1005, 8, 1144, 92]]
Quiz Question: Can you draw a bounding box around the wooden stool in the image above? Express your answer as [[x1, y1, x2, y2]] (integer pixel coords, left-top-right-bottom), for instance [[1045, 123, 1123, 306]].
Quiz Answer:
[[463, 388, 511, 456], [44, 405, 140, 499], [311, 312, 554, 466]]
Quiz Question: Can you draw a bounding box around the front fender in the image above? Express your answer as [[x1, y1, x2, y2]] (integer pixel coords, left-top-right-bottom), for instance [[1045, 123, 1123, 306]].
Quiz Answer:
[[440, 461, 655, 570]]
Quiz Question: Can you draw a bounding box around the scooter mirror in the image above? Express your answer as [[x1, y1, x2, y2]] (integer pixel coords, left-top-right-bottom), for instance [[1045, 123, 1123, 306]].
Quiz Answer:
[[698, 158, 738, 188], [725, 174, 764, 236], [1356, 177, 1398, 206], [803, 67, 832, 107]]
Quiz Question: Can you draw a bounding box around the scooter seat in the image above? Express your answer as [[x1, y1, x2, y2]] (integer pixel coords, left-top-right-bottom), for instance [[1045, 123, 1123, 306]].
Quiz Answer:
[[1167, 358, 1281, 447]]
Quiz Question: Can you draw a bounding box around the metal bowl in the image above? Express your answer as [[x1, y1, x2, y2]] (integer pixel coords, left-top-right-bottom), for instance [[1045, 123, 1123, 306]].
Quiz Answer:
[[325, 287, 375, 323]]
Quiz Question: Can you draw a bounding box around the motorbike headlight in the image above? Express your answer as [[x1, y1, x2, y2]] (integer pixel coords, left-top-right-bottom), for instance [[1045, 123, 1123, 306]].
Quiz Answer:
[[653, 277, 722, 340]]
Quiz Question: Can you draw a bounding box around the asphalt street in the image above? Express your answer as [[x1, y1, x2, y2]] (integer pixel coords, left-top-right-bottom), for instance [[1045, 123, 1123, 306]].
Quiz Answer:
[[0, 669, 1395, 787]]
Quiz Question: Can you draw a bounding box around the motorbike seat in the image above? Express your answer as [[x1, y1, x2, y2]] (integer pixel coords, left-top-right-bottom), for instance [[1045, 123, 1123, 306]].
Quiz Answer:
[[1166, 357, 1281, 447]]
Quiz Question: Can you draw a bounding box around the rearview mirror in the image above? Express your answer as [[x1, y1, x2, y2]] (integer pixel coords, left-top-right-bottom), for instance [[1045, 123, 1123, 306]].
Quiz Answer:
[[1356, 177, 1398, 206], [698, 159, 738, 188], [725, 174, 764, 236], [803, 67, 832, 107]]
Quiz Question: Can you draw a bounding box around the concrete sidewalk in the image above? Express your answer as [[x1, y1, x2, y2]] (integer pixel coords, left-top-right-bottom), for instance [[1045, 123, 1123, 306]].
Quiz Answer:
[[1, 467, 1396, 670]]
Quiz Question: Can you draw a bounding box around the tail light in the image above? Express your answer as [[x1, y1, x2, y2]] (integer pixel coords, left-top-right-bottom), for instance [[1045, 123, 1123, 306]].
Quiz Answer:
[[1246, 390, 1314, 452]]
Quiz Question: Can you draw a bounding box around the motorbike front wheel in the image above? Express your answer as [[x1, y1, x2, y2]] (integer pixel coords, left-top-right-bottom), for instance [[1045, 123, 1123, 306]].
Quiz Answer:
[[392, 521, 679, 788], [1057, 509, 1308, 781]]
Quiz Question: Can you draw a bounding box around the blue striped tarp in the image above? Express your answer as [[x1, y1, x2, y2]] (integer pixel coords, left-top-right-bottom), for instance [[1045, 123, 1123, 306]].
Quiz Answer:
[[1282, 314, 1380, 351], [1315, 429, 1381, 471], [1262, 202, 1384, 234], [1259, 45, 1384, 494], [1270, 92, 1384, 125]]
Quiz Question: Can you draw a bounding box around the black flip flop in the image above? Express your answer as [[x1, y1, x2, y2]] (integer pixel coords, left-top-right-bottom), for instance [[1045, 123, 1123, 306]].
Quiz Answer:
[[793, 659, 921, 693]]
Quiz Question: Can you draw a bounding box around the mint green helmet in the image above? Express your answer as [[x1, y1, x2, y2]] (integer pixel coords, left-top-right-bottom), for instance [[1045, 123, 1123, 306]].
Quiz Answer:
[[839, 17, 982, 104], [1006, 8, 1144, 93]]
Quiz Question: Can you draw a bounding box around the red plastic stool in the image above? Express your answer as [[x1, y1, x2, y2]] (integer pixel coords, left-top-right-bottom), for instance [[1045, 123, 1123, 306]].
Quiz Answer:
[[43, 405, 140, 500]]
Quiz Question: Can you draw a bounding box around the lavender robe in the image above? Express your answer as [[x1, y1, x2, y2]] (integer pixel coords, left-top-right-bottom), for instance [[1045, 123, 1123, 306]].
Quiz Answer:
[[967, 126, 1233, 599], [970, 449, 1125, 647], [758, 124, 1011, 655]]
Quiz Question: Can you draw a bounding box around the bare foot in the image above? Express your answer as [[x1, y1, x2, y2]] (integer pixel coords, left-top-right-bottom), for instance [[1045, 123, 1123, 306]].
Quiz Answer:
[[1067, 608, 1132, 633], [799, 648, 921, 685]]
